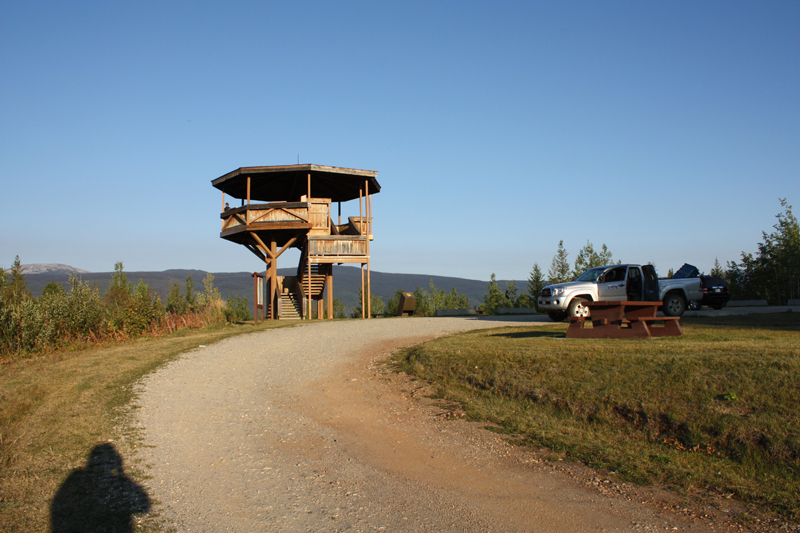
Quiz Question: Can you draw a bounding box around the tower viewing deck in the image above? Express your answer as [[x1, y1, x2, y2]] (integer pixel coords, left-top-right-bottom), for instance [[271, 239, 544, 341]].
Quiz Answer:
[[212, 164, 380, 320]]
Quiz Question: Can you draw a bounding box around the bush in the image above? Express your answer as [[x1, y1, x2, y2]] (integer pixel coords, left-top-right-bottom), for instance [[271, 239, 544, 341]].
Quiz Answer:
[[224, 296, 252, 322], [0, 274, 107, 355], [0, 258, 262, 359]]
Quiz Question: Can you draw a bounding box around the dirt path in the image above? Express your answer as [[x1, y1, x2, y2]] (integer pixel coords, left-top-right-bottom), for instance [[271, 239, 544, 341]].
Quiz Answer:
[[132, 317, 736, 532]]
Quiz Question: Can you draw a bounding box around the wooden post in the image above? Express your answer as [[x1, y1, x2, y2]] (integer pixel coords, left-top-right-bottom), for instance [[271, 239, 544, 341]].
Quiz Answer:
[[307, 172, 311, 199], [247, 176, 251, 206], [365, 180, 371, 319], [268, 265, 277, 320], [326, 265, 333, 319], [360, 264, 365, 319], [270, 240, 277, 319]]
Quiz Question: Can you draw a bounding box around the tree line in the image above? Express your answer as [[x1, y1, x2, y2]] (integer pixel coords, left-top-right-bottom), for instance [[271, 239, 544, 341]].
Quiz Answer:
[[481, 198, 799, 311], [0, 260, 252, 358], [724, 199, 799, 305], [2, 198, 795, 347]]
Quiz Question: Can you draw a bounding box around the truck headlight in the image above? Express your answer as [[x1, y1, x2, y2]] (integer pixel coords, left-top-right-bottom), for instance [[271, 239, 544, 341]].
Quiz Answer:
[[551, 288, 565, 296]]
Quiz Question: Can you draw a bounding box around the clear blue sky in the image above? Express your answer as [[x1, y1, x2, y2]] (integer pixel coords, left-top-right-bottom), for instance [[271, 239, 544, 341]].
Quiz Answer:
[[2, 1, 798, 281]]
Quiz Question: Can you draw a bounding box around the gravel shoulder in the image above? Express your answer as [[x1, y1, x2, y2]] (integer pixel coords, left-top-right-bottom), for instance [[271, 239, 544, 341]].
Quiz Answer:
[[132, 317, 741, 532]]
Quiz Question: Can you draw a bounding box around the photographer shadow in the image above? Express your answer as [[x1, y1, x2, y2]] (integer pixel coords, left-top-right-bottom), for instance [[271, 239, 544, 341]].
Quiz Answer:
[[51, 442, 150, 533]]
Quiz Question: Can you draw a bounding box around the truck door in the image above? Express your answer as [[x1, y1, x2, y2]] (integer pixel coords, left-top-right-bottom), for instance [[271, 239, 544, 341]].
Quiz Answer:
[[626, 267, 643, 300], [641, 265, 660, 301], [598, 266, 628, 300]]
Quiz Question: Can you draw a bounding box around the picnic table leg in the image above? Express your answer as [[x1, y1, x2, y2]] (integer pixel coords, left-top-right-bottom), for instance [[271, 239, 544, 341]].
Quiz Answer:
[[648, 320, 683, 337], [627, 320, 652, 339], [566, 318, 588, 338]]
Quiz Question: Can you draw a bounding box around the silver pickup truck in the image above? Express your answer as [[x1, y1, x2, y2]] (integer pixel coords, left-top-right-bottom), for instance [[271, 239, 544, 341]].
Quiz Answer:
[[538, 263, 703, 322]]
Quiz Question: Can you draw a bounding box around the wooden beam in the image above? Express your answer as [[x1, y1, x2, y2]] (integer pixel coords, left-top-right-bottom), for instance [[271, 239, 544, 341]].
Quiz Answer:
[[250, 233, 276, 259], [247, 176, 251, 206], [243, 242, 266, 262], [365, 180, 371, 319], [270, 241, 277, 319], [307, 248, 312, 320], [327, 264, 333, 319], [360, 264, 365, 319], [276, 235, 300, 258]]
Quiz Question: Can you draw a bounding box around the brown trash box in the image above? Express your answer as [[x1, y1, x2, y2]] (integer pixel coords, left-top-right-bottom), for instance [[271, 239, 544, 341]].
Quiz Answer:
[[397, 293, 416, 316]]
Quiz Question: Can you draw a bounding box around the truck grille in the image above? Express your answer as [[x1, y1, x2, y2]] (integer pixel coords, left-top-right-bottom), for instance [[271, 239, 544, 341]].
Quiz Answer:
[[541, 288, 551, 297]]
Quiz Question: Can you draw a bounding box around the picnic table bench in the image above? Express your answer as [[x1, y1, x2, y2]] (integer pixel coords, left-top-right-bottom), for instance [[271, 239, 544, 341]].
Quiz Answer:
[[566, 300, 682, 339]]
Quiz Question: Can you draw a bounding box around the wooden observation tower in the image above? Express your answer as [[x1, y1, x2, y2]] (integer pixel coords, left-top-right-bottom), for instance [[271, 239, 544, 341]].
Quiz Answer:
[[212, 164, 379, 320]]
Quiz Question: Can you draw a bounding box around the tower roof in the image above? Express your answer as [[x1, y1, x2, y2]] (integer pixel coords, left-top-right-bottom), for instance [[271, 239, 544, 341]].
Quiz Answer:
[[212, 164, 380, 203]]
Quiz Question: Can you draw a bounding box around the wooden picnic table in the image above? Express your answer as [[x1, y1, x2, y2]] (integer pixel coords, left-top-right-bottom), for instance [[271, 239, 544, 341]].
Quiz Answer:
[[566, 300, 682, 339]]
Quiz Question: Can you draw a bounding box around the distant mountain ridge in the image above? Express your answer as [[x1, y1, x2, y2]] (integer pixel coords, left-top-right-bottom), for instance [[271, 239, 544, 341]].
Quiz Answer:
[[21, 263, 91, 275], [21, 264, 527, 312]]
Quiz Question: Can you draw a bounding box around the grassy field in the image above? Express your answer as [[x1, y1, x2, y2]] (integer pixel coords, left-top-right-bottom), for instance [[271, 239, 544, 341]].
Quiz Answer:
[[0, 320, 294, 533], [396, 313, 800, 522]]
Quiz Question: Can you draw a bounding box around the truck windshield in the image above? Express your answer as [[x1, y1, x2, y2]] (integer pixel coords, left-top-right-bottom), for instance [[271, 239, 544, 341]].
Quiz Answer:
[[574, 267, 606, 282]]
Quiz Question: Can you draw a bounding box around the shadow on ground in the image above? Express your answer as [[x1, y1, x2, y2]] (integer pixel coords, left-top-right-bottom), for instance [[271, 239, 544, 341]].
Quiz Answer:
[[489, 330, 565, 339], [51, 442, 150, 533]]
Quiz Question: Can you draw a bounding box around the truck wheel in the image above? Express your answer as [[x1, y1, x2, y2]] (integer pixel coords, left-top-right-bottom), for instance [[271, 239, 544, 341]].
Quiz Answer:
[[568, 298, 590, 319], [662, 293, 686, 317], [547, 311, 567, 322]]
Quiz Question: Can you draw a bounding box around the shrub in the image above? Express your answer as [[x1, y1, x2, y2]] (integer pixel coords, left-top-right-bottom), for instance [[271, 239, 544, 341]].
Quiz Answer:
[[224, 296, 252, 322]]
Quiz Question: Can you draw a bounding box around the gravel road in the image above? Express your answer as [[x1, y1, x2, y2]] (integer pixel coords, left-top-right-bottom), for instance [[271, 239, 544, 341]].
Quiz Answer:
[[132, 316, 727, 532]]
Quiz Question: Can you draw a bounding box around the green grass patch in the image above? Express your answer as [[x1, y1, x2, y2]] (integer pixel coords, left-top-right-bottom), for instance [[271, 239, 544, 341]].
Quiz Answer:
[[395, 313, 800, 520], [0, 319, 296, 533]]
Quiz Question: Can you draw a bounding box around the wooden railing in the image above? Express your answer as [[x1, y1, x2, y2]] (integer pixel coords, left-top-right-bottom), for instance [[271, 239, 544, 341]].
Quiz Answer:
[[307, 236, 368, 257], [220, 200, 331, 233], [347, 216, 372, 238]]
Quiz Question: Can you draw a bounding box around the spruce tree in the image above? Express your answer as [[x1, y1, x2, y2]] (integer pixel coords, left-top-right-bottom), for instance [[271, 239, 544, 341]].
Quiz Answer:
[[711, 258, 724, 277], [573, 241, 615, 278], [548, 241, 571, 284], [527, 262, 545, 311], [4, 255, 29, 304]]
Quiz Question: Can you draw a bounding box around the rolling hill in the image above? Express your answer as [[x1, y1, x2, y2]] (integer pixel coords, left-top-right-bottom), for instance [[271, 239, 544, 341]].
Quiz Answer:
[[21, 265, 529, 313]]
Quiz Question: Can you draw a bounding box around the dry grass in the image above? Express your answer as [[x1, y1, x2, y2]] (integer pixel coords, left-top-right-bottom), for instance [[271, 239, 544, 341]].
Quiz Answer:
[[0, 320, 293, 533], [395, 313, 800, 522]]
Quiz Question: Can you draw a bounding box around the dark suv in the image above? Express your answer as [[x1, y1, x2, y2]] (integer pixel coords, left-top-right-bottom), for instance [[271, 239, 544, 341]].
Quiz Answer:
[[690, 275, 730, 310]]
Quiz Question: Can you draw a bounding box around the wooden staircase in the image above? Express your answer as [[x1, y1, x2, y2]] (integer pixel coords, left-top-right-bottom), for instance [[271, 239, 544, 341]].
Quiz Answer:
[[279, 291, 302, 319], [298, 263, 326, 300], [278, 264, 327, 320]]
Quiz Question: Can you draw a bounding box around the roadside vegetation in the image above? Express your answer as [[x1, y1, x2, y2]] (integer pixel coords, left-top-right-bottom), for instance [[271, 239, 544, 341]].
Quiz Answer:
[[396, 313, 800, 522], [351, 281, 472, 318], [0, 260, 252, 361]]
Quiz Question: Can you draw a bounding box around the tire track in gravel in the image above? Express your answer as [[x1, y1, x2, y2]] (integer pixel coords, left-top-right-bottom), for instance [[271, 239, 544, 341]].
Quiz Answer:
[[133, 317, 723, 532]]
